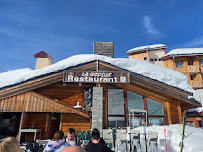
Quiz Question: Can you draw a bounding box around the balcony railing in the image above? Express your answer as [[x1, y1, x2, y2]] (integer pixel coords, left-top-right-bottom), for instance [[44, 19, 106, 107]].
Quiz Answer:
[[189, 80, 203, 88], [188, 65, 200, 74]]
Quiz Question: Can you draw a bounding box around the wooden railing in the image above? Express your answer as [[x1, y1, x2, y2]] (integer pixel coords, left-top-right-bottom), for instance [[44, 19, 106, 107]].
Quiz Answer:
[[188, 65, 200, 73], [189, 80, 203, 88]]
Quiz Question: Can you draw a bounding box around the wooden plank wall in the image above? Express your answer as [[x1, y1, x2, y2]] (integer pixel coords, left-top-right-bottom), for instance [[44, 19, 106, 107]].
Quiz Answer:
[[0, 91, 89, 118], [60, 113, 90, 134], [20, 112, 47, 142], [128, 52, 148, 61], [34, 82, 95, 108]]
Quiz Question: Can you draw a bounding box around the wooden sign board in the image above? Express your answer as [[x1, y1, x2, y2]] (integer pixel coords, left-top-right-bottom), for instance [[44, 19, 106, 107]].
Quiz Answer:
[[63, 71, 130, 83]]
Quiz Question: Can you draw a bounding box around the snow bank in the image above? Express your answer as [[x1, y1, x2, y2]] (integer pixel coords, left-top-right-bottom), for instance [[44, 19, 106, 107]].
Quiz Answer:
[[0, 54, 194, 93], [134, 124, 203, 152], [127, 44, 167, 54], [166, 48, 203, 56], [188, 107, 203, 113]]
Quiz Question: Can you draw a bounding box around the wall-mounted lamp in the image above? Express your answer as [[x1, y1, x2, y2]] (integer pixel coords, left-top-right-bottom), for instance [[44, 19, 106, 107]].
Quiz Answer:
[[74, 101, 82, 109]]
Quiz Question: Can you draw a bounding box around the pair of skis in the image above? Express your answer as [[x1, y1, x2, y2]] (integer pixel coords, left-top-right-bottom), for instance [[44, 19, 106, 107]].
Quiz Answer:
[[180, 115, 187, 152]]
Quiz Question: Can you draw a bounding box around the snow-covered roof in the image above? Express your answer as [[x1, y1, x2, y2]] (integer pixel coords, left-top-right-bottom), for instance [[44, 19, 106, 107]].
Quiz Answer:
[[0, 54, 194, 93], [188, 107, 203, 113], [127, 44, 167, 54], [166, 48, 203, 56]]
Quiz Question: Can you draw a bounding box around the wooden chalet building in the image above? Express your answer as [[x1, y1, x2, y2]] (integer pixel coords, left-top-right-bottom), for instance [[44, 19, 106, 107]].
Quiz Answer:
[[161, 48, 203, 89], [0, 51, 201, 142]]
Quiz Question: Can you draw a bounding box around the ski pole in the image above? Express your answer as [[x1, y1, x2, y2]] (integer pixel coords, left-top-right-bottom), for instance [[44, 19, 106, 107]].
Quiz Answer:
[[164, 129, 168, 152]]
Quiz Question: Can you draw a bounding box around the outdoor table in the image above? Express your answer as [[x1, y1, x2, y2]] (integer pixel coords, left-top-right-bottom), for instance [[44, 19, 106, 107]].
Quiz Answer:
[[19, 129, 41, 142]]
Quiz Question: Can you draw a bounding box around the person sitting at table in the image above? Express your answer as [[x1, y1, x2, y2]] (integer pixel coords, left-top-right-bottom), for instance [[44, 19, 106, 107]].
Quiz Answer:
[[85, 131, 113, 152], [43, 130, 70, 152], [64, 128, 81, 146], [88, 128, 107, 146], [0, 137, 20, 152]]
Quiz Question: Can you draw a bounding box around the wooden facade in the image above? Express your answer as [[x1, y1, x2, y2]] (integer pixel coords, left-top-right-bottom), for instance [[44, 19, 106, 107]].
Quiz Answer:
[[162, 55, 203, 89], [0, 60, 201, 141]]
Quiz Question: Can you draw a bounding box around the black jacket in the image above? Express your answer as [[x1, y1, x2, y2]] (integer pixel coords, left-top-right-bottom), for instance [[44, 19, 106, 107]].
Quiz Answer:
[[85, 142, 111, 152]]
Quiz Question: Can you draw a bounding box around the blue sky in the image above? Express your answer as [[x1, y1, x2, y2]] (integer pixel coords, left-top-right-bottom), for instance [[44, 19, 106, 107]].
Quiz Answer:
[[0, 0, 203, 72]]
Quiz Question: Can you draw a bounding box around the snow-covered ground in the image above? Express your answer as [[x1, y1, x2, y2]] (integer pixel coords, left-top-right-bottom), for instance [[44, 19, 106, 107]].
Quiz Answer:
[[128, 124, 203, 152]]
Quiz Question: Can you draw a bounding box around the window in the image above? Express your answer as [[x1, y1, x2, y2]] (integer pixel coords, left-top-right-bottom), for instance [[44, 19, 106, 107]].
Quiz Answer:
[[175, 60, 183, 67], [127, 92, 144, 127], [186, 121, 194, 127], [127, 91, 143, 111], [150, 59, 154, 61], [199, 59, 203, 66], [144, 57, 147, 60], [108, 88, 125, 127], [147, 98, 164, 126], [190, 74, 196, 80], [154, 59, 157, 61]]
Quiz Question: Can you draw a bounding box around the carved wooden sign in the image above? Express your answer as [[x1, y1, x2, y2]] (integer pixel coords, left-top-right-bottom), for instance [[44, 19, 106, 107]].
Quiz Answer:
[[63, 71, 130, 83]]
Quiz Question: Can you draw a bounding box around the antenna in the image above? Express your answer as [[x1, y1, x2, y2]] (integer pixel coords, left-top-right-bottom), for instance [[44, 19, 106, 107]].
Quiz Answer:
[[193, 89, 203, 102]]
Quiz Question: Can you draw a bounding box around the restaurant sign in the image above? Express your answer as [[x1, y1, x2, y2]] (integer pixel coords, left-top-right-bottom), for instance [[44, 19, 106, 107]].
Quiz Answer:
[[63, 71, 130, 83]]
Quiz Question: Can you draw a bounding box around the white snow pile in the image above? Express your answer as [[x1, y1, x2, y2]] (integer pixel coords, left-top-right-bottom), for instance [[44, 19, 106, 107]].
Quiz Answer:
[[0, 54, 194, 93], [166, 48, 203, 56], [132, 124, 203, 152], [127, 44, 167, 54], [188, 107, 203, 113], [0, 68, 33, 88]]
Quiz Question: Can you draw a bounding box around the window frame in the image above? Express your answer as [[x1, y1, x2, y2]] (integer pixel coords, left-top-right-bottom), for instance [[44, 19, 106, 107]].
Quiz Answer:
[[175, 60, 184, 68]]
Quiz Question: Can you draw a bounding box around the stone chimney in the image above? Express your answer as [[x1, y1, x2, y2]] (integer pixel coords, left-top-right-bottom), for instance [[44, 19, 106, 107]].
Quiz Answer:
[[33, 51, 53, 70], [93, 41, 114, 58]]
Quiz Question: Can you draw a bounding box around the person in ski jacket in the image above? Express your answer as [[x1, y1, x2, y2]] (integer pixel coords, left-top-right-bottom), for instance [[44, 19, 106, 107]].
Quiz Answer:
[[85, 131, 113, 152], [43, 130, 70, 152], [64, 128, 81, 146], [0, 137, 20, 152]]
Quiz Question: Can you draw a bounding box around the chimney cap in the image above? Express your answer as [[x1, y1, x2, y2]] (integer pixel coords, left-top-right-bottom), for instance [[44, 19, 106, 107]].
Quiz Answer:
[[33, 51, 54, 62]]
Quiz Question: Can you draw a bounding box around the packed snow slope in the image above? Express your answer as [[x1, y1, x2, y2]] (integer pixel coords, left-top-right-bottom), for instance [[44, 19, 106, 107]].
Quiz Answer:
[[135, 124, 203, 152], [0, 54, 194, 93]]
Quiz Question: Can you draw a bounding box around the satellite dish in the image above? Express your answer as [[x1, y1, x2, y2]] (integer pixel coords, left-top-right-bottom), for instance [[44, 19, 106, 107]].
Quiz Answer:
[[193, 89, 203, 102]]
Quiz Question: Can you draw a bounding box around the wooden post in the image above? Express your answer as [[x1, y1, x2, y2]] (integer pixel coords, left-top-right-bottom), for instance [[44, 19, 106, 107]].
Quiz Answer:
[[59, 113, 63, 130], [163, 102, 172, 125], [143, 97, 149, 126], [101, 84, 108, 128], [123, 89, 128, 127], [177, 103, 183, 124], [17, 112, 25, 141], [45, 113, 50, 139]]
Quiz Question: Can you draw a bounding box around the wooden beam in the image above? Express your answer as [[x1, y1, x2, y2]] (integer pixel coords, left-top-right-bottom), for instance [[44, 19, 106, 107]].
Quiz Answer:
[[177, 102, 183, 124], [45, 113, 50, 139], [143, 97, 149, 126], [100, 84, 108, 128], [59, 113, 63, 130], [143, 97, 148, 110], [163, 102, 172, 125], [123, 89, 128, 127], [17, 112, 25, 141]]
